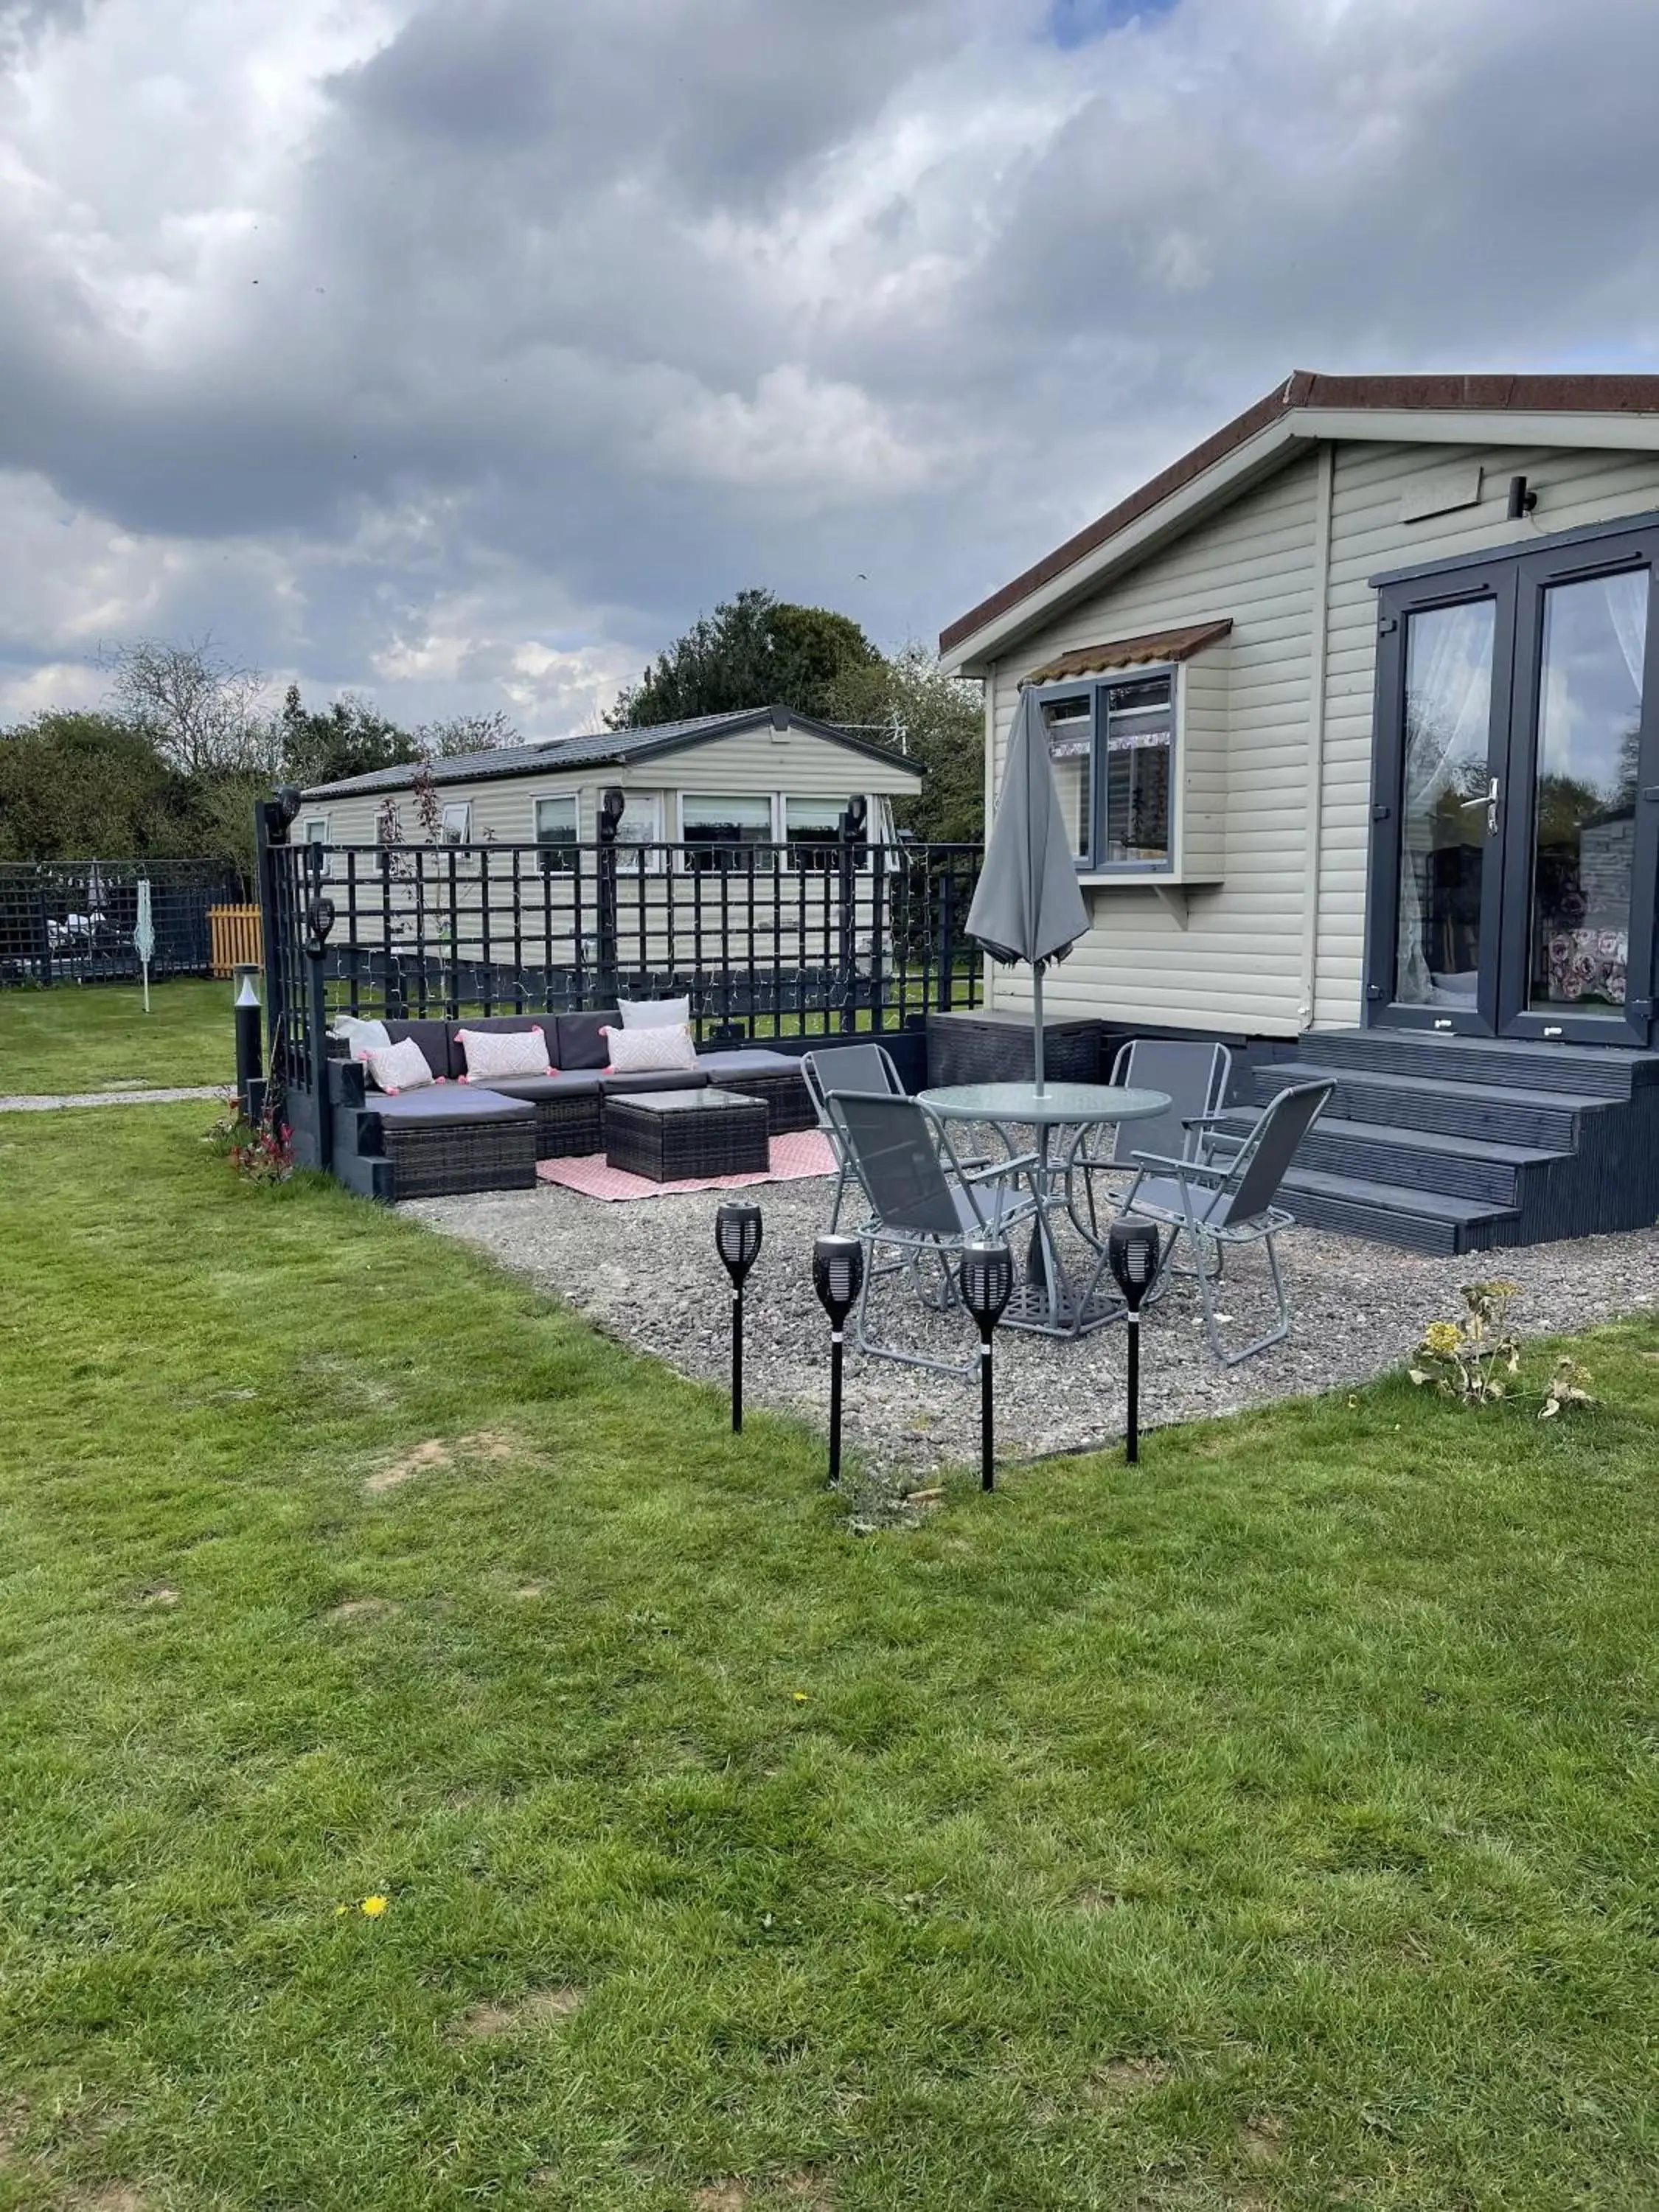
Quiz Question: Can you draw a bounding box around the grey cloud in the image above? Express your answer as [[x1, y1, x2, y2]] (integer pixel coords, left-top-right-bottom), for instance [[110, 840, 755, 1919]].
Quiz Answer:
[[1, 0, 1658, 734]]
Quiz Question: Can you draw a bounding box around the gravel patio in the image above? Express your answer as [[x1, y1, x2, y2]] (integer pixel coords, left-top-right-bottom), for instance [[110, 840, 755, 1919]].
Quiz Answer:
[[404, 1168, 1659, 1480]]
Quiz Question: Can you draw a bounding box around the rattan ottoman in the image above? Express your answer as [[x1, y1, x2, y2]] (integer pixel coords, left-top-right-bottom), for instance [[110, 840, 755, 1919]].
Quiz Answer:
[[604, 1087, 770, 1181]]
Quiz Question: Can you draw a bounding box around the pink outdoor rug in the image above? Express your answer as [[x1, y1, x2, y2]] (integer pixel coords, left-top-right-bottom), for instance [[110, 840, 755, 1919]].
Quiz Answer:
[[537, 1128, 836, 1202]]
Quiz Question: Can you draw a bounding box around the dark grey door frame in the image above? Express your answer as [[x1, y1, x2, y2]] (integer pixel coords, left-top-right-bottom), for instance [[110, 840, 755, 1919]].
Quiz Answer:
[[1363, 563, 1518, 1038], [1364, 521, 1659, 1048]]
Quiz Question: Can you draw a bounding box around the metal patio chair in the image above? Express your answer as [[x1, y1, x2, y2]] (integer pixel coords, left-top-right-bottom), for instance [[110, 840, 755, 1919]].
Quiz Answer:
[[1065, 1037, 1234, 1238], [801, 1043, 906, 1231], [827, 1091, 1040, 1378], [1117, 1079, 1334, 1368]]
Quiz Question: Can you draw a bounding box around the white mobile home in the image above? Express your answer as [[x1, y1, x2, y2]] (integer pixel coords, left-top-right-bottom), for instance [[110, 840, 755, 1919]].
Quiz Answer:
[[941, 372, 1659, 1250], [297, 703, 925, 995]]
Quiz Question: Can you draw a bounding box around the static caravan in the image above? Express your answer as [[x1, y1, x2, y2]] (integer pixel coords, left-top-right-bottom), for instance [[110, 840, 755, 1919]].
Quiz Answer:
[[941, 372, 1659, 1250], [298, 703, 926, 1016]]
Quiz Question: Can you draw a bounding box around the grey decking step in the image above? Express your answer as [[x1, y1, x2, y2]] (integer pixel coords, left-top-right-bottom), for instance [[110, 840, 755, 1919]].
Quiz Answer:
[[1274, 1167, 1514, 1254], [1210, 1105, 1560, 1206], [1255, 1060, 1604, 1148], [1279, 1164, 1513, 1227], [1300, 1027, 1659, 1099]]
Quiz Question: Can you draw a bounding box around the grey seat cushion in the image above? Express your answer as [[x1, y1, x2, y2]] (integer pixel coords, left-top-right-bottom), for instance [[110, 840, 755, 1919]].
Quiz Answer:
[[694, 1048, 803, 1077], [470, 1071, 602, 1102], [598, 1068, 713, 1096], [369, 1087, 535, 1124]]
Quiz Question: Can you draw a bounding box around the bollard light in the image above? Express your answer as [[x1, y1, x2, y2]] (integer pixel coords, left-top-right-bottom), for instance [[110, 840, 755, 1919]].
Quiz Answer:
[[812, 1234, 864, 1487], [714, 1203, 763, 1433], [959, 1241, 1014, 1492], [232, 964, 262, 1118], [1107, 1220, 1163, 1465]]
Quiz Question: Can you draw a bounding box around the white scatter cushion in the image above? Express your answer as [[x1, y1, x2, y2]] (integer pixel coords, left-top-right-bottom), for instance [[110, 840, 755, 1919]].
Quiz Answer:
[[455, 1025, 553, 1081], [361, 1036, 437, 1094], [603, 1021, 698, 1074], [331, 1015, 392, 1054], [617, 995, 692, 1030]]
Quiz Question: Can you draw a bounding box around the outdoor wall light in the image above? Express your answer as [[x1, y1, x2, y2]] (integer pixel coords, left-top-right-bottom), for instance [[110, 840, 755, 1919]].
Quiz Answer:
[[714, 1202, 763, 1434], [302, 892, 336, 960], [1107, 1220, 1163, 1464], [599, 787, 627, 835], [811, 1234, 864, 1487], [274, 783, 303, 824], [958, 1240, 1014, 1492]]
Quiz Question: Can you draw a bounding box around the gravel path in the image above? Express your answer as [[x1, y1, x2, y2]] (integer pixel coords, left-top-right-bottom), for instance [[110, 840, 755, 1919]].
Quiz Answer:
[[0, 1085, 224, 1111], [404, 1171, 1659, 1477]]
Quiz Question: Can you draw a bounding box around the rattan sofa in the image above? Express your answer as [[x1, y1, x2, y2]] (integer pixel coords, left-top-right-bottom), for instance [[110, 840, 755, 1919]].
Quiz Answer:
[[327, 1009, 814, 1199]]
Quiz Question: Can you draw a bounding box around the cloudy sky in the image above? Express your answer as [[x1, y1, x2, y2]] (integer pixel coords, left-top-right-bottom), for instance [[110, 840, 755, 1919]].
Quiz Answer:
[[1, 0, 1656, 738]]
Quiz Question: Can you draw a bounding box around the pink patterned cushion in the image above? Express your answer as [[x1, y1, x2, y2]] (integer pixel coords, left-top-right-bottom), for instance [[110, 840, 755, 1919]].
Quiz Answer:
[[602, 1022, 698, 1074], [455, 1025, 553, 1081], [362, 1037, 436, 1095]]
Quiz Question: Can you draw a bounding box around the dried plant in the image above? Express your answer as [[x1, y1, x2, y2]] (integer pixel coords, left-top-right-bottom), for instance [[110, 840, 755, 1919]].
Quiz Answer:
[[1410, 1280, 1593, 1418]]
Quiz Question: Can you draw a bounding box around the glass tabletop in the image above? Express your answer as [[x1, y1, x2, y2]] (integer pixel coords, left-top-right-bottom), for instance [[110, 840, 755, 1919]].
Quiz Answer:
[[917, 1082, 1172, 1126]]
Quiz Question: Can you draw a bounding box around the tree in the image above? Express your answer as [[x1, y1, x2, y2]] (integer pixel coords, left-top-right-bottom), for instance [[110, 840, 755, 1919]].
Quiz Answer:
[[821, 644, 984, 845], [608, 588, 879, 728], [278, 685, 420, 789], [104, 637, 278, 777], [417, 709, 519, 758], [0, 712, 202, 862]]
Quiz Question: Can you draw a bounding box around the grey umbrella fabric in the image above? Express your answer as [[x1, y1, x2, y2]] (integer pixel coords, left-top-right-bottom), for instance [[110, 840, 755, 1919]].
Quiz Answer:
[[966, 685, 1089, 1091]]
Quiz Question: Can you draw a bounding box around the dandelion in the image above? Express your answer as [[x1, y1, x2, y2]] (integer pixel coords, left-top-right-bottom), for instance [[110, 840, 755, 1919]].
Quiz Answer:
[[1421, 1320, 1464, 1358], [361, 1895, 389, 1918], [792, 1691, 809, 1705]]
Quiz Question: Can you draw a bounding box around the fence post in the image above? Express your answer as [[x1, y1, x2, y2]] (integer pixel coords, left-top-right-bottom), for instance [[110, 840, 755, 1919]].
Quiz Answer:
[[35, 869, 52, 988], [938, 860, 956, 1013], [597, 787, 623, 1007], [837, 798, 867, 1034]]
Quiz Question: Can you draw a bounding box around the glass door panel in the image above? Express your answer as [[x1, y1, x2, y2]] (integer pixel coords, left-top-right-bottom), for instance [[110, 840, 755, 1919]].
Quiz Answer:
[[1524, 570, 1648, 1018], [1394, 598, 1496, 1011]]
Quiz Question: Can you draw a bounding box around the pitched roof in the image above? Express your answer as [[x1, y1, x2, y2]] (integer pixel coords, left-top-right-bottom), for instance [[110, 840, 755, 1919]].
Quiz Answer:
[[1025, 619, 1234, 686], [940, 370, 1659, 661], [302, 704, 919, 800]]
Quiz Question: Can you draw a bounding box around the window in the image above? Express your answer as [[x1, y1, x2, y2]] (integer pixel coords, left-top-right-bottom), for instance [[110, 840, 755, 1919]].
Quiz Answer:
[[785, 796, 853, 869], [304, 816, 332, 879], [1040, 695, 1092, 862], [681, 793, 774, 872], [439, 801, 470, 845], [1034, 669, 1176, 872], [535, 793, 578, 872]]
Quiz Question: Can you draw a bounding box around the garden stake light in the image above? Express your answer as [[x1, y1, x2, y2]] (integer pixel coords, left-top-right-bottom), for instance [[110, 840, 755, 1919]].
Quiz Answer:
[[714, 1203, 763, 1433], [812, 1234, 863, 1486], [958, 1240, 1014, 1491], [233, 964, 263, 1120], [1107, 1220, 1162, 1464]]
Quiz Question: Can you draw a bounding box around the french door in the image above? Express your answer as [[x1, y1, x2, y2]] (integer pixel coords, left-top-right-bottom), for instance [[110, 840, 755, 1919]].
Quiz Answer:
[[1366, 520, 1659, 1046]]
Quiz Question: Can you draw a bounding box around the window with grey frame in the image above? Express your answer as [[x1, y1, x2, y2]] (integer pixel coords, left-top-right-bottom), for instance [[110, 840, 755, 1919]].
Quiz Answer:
[[1036, 668, 1177, 872]]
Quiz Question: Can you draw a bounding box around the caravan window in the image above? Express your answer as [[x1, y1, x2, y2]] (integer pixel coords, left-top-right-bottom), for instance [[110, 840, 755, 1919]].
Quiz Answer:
[[681, 793, 774, 872], [1033, 669, 1176, 872]]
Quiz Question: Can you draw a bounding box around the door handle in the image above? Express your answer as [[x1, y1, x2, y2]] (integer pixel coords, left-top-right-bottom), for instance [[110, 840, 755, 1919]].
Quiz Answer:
[[1458, 778, 1501, 834]]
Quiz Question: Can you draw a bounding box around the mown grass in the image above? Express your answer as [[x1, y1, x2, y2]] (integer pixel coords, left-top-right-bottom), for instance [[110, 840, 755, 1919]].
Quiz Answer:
[[1, 1105, 1656, 2211], [0, 980, 232, 1093]]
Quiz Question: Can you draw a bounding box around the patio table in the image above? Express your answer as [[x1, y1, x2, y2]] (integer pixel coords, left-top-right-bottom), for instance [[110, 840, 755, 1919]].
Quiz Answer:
[[917, 1080, 1172, 1337]]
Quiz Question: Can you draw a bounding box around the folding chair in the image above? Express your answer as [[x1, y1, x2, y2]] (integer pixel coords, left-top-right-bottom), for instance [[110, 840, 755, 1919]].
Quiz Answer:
[[1065, 1037, 1234, 1237], [827, 1091, 1040, 1378], [801, 1043, 906, 1231], [1118, 1079, 1334, 1367]]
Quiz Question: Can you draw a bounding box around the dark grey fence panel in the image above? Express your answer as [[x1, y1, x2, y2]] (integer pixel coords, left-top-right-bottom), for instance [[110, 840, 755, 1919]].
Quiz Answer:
[[262, 834, 982, 1105], [0, 858, 242, 986]]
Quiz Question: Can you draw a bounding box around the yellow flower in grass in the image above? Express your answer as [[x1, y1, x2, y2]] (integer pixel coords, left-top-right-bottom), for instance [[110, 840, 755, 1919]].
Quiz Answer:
[[1422, 1320, 1464, 1359], [792, 1691, 809, 1705], [361, 1895, 389, 1918]]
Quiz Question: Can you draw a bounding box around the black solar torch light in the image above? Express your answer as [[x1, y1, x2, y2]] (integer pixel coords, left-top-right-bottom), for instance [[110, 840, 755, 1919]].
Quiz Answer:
[[1107, 1220, 1163, 1464], [958, 1241, 1014, 1492], [714, 1203, 763, 1433], [812, 1234, 864, 1486]]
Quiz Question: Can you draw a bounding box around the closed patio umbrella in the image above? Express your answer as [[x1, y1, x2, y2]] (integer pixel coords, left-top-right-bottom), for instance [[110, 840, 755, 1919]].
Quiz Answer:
[[133, 876, 154, 1013], [965, 684, 1089, 1093]]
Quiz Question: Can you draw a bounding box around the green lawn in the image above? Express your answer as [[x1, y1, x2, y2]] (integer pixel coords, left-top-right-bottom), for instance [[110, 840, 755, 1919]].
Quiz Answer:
[[1, 1107, 1657, 2210], [0, 978, 232, 1093]]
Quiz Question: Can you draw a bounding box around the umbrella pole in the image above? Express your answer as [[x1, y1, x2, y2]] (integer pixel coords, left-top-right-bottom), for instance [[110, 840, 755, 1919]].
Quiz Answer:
[[142, 960, 150, 1015], [1032, 961, 1046, 1096]]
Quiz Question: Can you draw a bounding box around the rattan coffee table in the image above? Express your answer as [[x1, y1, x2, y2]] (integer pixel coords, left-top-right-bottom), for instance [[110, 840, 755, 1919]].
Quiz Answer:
[[603, 1086, 770, 1182]]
